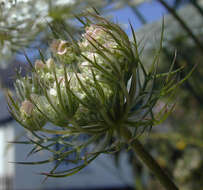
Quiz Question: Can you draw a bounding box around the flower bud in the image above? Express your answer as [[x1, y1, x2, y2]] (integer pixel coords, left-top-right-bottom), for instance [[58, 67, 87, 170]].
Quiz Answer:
[[57, 40, 68, 55], [49, 88, 57, 96], [46, 58, 55, 69], [20, 100, 34, 116], [84, 25, 104, 41], [35, 59, 45, 70], [50, 39, 60, 53]]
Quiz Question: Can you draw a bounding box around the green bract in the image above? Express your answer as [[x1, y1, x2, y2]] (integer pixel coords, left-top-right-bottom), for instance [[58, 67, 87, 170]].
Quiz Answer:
[[7, 13, 189, 178]]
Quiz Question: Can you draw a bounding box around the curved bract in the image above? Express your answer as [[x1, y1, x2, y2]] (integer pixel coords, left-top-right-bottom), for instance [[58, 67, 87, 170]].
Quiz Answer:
[[7, 13, 189, 178]]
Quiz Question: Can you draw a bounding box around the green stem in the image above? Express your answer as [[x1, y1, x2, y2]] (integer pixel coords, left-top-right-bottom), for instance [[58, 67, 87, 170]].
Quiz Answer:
[[126, 0, 147, 24], [130, 6, 147, 24], [191, 0, 203, 17], [158, 0, 203, 53], [121, 128, 179, 190]]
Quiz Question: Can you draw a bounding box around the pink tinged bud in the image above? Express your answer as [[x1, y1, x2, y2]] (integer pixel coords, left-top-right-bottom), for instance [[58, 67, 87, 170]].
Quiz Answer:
[[20, 100, 34, 116], [57, 40, 68, 55], [83, 26, 94, 40], [35, 60, 45, 70], [50, 39, 60, 53], [93, 27, 103, 36], [46, 58, 54, 69], [84, 25, 104, 40], [58, 76, 65, 83]]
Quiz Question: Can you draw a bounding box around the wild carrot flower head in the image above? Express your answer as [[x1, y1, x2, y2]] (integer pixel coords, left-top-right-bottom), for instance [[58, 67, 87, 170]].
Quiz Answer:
[[7, 13, 189, 178]]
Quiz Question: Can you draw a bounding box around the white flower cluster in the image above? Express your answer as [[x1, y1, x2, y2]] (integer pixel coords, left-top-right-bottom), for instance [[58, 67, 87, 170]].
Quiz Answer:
[[0, 0, 75, 67], [18, 25, 120, 128]]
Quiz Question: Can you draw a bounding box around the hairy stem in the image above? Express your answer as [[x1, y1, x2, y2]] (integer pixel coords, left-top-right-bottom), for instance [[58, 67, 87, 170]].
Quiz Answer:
[[121, 128, 179, 190], [158, 0, 203, 53]]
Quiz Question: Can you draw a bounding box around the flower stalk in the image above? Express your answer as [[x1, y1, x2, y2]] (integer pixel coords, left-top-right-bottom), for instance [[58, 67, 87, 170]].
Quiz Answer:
[[121, 127, 179, 190]]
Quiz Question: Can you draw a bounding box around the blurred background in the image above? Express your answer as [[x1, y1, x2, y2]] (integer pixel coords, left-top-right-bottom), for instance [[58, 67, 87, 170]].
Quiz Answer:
[[0, 0, 202, 190]]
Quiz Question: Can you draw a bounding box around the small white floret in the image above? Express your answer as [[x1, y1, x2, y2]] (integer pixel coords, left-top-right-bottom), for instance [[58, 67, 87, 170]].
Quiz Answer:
[[49, 88, 57, 96]]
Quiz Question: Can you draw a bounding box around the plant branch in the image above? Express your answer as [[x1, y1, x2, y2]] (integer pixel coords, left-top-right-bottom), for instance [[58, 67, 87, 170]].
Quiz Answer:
[[121, 128, 179, 190], [191, 0, 203, 17], [130, 6, 147, 24], [126, 0, 147, 24], [158, 0, 203, 53]]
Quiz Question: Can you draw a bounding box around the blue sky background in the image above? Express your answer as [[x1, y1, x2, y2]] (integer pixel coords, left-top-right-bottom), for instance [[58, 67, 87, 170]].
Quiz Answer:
[[109, 0, 178, 35], [15, 0, 187, 61]]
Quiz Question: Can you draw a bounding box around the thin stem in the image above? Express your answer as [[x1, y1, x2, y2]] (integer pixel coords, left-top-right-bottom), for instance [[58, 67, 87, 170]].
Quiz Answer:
[[130, 6, 147, 24], [121, 128, 179, 190], [162, 48, 203, 105], [191, 0, 203, 17], [126, 0, 147, 24], [158, 0, 203, 53]]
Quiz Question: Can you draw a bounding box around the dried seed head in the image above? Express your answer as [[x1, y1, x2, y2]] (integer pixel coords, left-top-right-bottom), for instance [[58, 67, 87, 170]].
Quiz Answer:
[[20, 100, 34, 116]]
